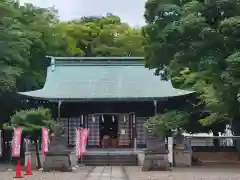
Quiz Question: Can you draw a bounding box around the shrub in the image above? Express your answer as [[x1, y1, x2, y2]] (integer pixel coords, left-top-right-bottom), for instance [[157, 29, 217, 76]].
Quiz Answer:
[[144, 110, 189, 137]]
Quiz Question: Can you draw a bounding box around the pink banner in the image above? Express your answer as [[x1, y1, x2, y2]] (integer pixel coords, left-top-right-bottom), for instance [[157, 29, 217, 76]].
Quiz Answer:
[[12, 128, 22, 157], [42, 128, 49, 156], [80, 128, 89, 156], [75, 128, 81, 158], [76, 128, 89, 158]]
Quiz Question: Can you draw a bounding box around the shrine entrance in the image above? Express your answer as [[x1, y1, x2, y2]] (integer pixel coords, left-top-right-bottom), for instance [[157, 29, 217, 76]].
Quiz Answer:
[[100, 115, 118, 148], [86, 113, 136, 149]]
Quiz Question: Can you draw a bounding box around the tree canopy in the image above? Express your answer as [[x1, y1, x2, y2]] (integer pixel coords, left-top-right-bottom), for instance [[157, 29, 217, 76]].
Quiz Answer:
[[143, 0, 240, 133], [2, 0, 240, 135], [0, 1, 144, 94], [0, 1, 144, 124]]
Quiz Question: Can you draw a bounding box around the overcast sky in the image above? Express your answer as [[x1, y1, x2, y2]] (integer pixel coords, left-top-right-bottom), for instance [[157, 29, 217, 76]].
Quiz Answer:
[[19, 0, 146, 26]]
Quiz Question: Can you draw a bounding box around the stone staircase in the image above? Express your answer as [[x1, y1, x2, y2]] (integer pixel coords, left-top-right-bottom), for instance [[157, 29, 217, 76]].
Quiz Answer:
[[81, 154, 138, 166]]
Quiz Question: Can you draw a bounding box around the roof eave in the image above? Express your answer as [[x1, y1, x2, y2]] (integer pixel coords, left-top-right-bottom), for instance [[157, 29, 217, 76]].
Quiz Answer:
[[17, 91, 195, 103]]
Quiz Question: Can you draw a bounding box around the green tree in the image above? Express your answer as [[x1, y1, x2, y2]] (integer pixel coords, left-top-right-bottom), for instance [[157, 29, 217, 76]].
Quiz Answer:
[[0, 0, 32, 93], [0, 2, 145, 133], [143, 0, 240, 134], [16, 3, 62, 91], [4, 107, 56, 168], [0, 1, 62, 126], [56, 14, 144, 57], [144, 110, 189, 137]]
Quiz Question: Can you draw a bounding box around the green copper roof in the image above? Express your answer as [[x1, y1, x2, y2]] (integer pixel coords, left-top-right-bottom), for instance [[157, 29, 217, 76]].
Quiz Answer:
[[18, 57, 194, 101]]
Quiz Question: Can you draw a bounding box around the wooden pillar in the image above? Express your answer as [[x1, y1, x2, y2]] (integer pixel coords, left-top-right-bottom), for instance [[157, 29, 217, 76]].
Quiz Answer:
[[85, 114, 88, 128], [57, 101, 62, 121], [153, 100, 157, 115], [85, 114, 89, 147], [132, 113, 137, 149], [128, 114, 132, 148], [129, 113, 137, 149], [80, 114, 84, 128]]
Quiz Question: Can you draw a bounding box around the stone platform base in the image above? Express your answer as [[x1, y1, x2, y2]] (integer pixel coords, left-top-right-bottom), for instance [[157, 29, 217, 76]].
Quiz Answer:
[[142, 153, 171, 171], [43, 154, 72, 172], [174, 151, 192, 167]]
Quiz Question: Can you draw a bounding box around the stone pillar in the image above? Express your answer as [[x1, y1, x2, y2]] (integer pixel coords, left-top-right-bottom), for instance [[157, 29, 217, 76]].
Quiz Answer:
[[42, 133, 72, 172], [173, 134, 192, 167], [137, 151, 145, 165], [70, 151, 77, 166], [142, 133, 170, 171]]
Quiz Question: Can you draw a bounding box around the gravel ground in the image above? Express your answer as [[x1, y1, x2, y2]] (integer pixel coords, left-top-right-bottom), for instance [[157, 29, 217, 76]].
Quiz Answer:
[[1, 166, 240, 180], [125, 166, 240, 180]]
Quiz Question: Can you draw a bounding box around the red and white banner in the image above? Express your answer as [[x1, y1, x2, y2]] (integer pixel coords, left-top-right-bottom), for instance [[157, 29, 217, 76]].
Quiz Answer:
[[12, 128, 22, 157], [75, 128, 81, 158], [42, 127, 49, 156], [76, 128, 89, 158], [80, 128, 89, 156]]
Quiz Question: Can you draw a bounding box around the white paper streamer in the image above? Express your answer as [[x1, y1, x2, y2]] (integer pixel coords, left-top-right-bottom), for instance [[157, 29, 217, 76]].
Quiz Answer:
[[102, 115, 104, 122], [92, 115, 95, 123]]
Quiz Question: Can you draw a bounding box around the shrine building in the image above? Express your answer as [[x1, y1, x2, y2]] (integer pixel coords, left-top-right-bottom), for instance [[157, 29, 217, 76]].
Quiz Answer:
[[18, 57, 194, 149]]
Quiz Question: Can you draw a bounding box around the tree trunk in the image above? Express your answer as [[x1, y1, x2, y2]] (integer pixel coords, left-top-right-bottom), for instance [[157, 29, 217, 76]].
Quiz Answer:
[[35, 141, 41, 169]]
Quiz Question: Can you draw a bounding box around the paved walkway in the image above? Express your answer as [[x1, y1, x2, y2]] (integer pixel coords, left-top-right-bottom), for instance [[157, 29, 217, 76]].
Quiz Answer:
[[0, 166, 126, 180], [125, 166, 240, 180], [1, 166, 240, 180], [0, 166, 92, 180], [86, 166, 125, 180]]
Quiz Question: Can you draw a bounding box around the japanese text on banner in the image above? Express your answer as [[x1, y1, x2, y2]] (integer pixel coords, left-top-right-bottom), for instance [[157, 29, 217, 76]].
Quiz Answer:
[[75, 128, 81, 158], [42, 128, 49, 156], [12, 128, 22, 157], [80, 128, 89, 156]]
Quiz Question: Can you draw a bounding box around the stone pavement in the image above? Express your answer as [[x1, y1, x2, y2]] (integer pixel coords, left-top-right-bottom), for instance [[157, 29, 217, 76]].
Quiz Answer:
[[1, 166, 240, 180], [125, 166, 240, 180], [86, 166, 125, 180], [0, 166, 126, 180], [0, 166, 92, 180]]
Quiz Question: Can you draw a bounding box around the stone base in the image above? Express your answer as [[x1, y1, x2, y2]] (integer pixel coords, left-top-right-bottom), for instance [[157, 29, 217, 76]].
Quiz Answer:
[[43, 154, 72, 172], [137, 151, 145, 166], [142, 152, 170, 171], [174, 150, 192, 167]]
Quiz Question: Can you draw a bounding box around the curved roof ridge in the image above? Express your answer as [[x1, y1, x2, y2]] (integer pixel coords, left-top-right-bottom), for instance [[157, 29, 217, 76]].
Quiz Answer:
[[46, 56, 144, 60], [55, 60, 145, 66], [47, 56, 145, 66]]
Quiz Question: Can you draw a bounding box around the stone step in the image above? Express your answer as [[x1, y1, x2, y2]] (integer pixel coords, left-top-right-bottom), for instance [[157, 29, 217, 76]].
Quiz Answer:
[[81, 154, 138, 166]]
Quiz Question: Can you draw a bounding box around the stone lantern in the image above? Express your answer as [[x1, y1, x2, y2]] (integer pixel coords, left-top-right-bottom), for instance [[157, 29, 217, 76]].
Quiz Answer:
[[142, 128, 170, 171], [42, 124, 72, 172]]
